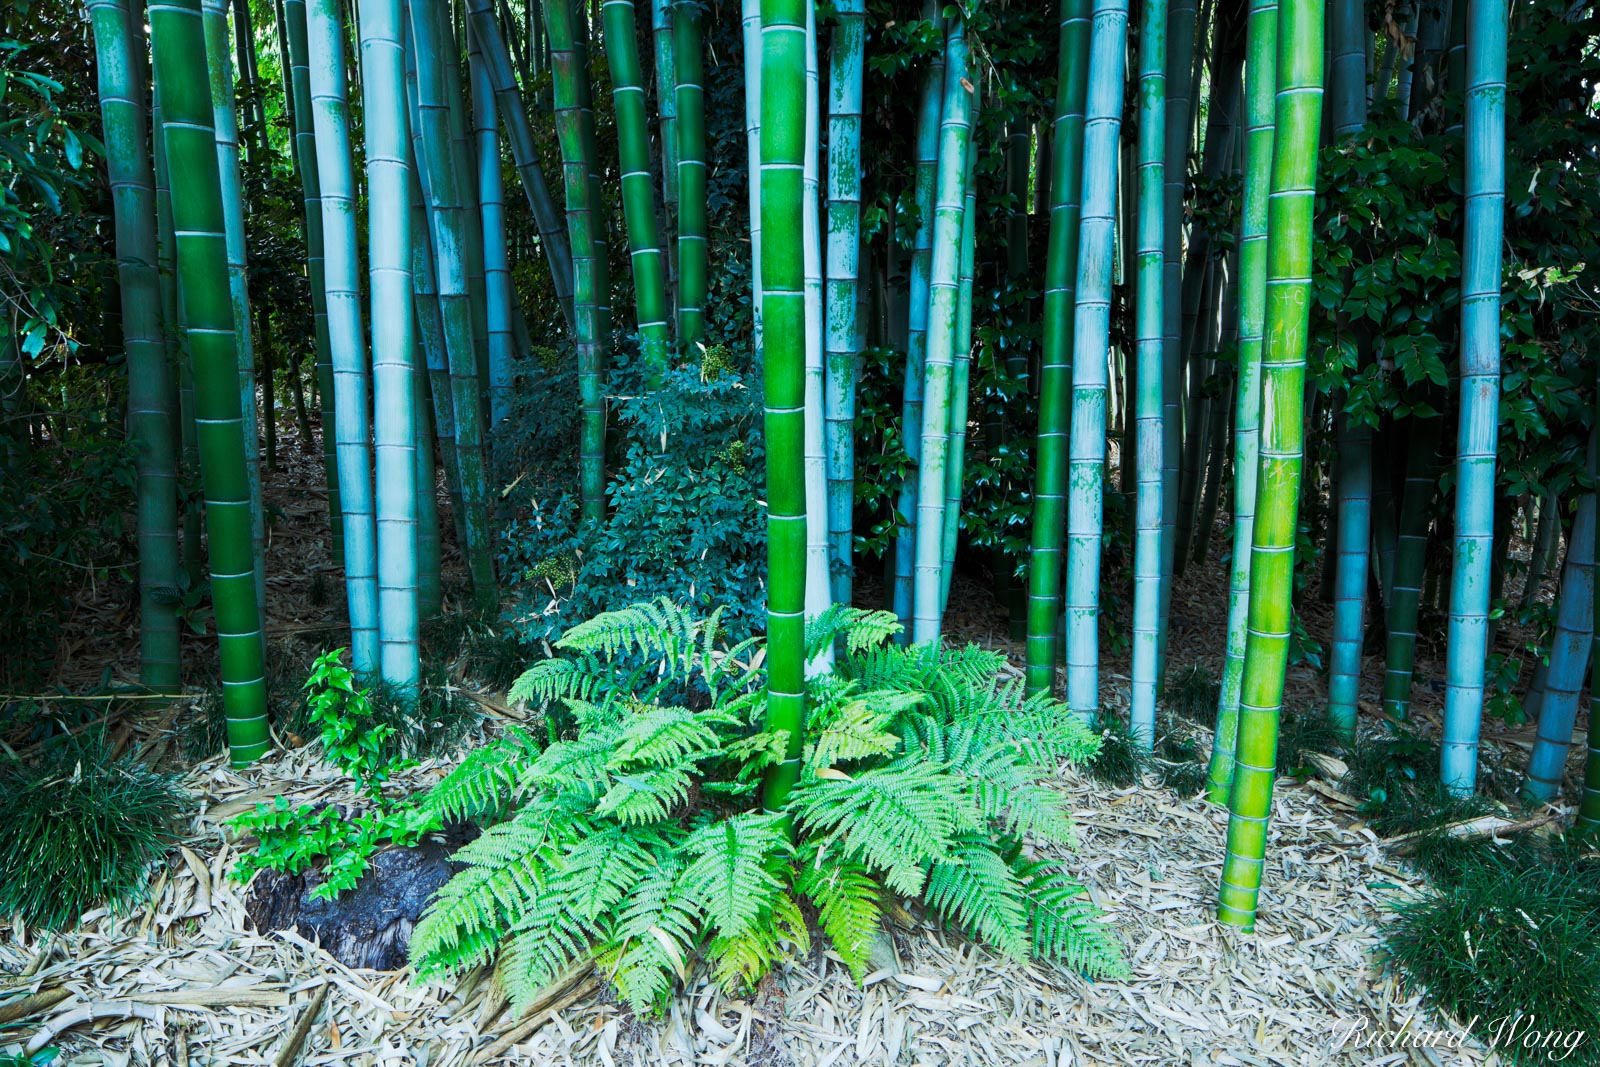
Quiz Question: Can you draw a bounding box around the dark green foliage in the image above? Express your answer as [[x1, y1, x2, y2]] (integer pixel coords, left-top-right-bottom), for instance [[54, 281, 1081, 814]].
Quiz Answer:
[[422, 611, 526, 693], [1341, 725, 1494, 836], [410, 601, 1123, 1015], [0, 732, 184, 928], [501, 357, 767, 649], [1383, 847, 1600, 1065], [1152, 729, 1209, 796]]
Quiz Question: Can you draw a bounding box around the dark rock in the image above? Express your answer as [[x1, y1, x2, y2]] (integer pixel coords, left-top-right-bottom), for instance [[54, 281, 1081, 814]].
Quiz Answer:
[[244, 842, 454, 971]]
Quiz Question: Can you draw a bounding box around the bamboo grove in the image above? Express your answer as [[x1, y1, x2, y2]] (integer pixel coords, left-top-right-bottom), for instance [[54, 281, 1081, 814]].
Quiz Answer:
[[6, 0, 1587, 936]]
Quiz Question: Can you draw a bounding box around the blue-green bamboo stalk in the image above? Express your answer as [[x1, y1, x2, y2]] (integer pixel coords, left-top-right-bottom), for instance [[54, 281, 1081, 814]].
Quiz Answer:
[[824, 0, 865, 606], [743, 0, 762, 349], [470, 35, 515, 435], [1063, 0, 1130, 719], [939, 89, 980, 616], [891, 0, 944, 635], [1131, 0, 1168, 748], [1325, 0, 1371, 742], [802, 0, 832, 657], [408, 0, 497, 611], [1441, 0, 1508, 796], [307, 0, 379, 676], [651, 0, 677, 213], [363, 0, 420, 690], [1524, 490, 1594, 804], [910, 18, 971, 646], [284, 0, 343, 567], [1157, 0, 1200, 689]]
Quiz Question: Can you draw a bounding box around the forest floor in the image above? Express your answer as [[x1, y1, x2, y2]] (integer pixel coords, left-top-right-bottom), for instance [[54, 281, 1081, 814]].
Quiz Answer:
[[0, 421, 1569, 1067]]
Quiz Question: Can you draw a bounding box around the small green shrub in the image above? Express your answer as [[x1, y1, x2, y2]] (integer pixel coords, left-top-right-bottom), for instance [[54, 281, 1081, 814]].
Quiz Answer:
[[1341, 725, 1493, 836], [231, 651, 436, 899], [0, 734, 185, 928], [409, 600, 1124, 1015], [1383, 855, 1600, 1066]]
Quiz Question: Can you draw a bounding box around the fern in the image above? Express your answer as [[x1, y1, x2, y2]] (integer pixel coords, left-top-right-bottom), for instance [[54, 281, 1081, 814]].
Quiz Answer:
[[796, 846, 883, 983], [789, 761, 976, 896], [412, 599, 1118, 1013], [425, 727, 541, 822], [609, 705, 725, 769], [1015, 858, 1128, 979], [925, 835, 1031, 961], [680, 813, 788, 938]]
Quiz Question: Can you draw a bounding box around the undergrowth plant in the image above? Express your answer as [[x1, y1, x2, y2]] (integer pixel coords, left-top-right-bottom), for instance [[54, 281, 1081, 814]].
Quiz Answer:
[[0, 732, 184, 928], [231, 651, 437, 898], [409, 600, 1125, 1014]]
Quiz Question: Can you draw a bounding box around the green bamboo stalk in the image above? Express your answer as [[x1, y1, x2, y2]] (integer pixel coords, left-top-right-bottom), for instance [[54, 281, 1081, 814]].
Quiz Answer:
[[939, 89, 980, 615], [463, 0, 576, 327], [759, 0, 806, 812], [1381, 418, 1440, 719], [469, 34, 515, 435], [1157, 0, 1200, 689], [1208, 0, 1273, 797], [1216, 0, 1322, 929], [408, 0, 498, 612], [545, 0, 607, 520], [284, 0, 344, 567], [891, 0, 944, 634], [200, 0, 266, 611], [1063, 0, 1130, 718], [150, 0, 271, 765], [307, 0, 379, 676], [602, 0, 671, 382], [361, 0, 420, 688], [89, 0, 183, 691], [1024, 0, 1091, 694], [909, 18, 972, 646], [1131, 0, 1168, 747], [674, 0, 707, 348], [823, 0, 865, 606]]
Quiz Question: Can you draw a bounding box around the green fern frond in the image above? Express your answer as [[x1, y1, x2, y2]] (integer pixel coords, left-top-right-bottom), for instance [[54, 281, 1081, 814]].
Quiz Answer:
[[596, 766, 693, 824], [708, 890, 808, 993], [500, 896, 599, 1011], [995, 782, 1077, 845], [924, 835, 1031, 961], [680, 812, 788, 939], [795, 846, 883, 983], [424, 727, 542, 822], [789, 761, 976, 896], [559, 825, 667, 924], [524, 735, 615, 800], [840, 642, 934, 693], [806, 697, 900, 770], [1015, 858, 1127, 979], [609, 706, 725, 770], [805, 604, 904, 661], [509, 655, 611, 707], [410, 807, 576, 977], [597, 854, 701, 1014], [556, 597, 699, 669]]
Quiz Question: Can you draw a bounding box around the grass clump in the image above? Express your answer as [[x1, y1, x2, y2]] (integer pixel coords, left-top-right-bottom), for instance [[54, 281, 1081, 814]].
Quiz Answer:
[[1341, 725, 1494, 837], [1165, 666, 1220, 725], [1383, 843, 1600, 1065], [1086, 712, 1145, 787], [0, 733, 185, 928]]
